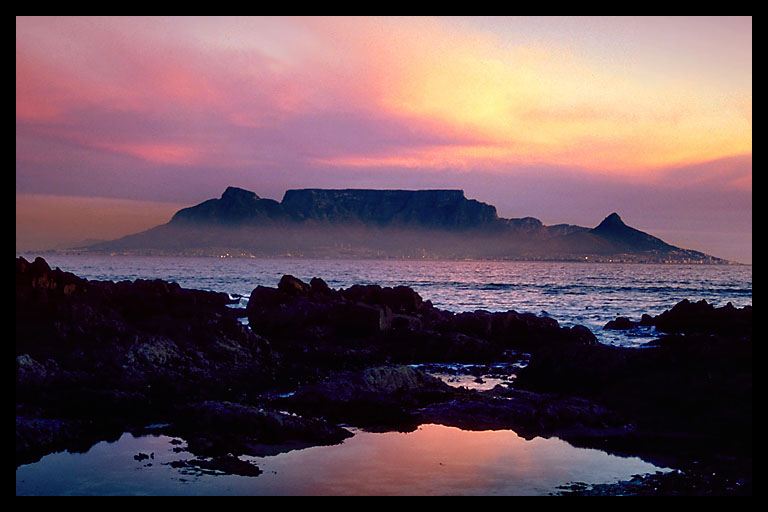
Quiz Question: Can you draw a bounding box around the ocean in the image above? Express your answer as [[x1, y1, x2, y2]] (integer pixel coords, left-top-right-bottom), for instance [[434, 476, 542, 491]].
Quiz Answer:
[[15, 254, 752, 495], [18, 254, 753, 346]]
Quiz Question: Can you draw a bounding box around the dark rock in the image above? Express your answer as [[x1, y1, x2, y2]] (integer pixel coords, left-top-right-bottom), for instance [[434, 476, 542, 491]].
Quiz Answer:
[[603, 299, 751, 337], [381, 285, 424, 314], [336, 302, 389, 336], [278, 274, 311, 296], [514, 318, 752, 466], [246, 275, 596, 368], [166, 400, 353, 457], [563, 324, 599, 345], [645, 299, 751, 336], [17, 257, 749, 491], [309, 277, 334, 297], [15, 415, 126, 466], [390, 314, 422, 332], [604, 316, 638, 330], [168, 455, 263, 477], [275, 365, 454, 429], [556, 464, 752, 496], [418, 388, 620, 439], [16, 256, 278, 466]]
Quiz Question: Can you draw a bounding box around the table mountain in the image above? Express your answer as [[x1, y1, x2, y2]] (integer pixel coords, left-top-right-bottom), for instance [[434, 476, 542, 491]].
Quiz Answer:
[[76, 187, 729, 263]]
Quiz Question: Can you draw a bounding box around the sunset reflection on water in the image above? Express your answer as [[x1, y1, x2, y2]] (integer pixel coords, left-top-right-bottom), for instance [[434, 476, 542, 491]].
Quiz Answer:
[[238, 424, 666, 496], [17, 423, 668, 496], [258, 424, 656, 496]]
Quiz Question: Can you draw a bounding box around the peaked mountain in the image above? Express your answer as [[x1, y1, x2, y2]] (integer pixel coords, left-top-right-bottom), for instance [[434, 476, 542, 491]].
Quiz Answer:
[[592, 212, 674, 251], [79, 187, 729, 263], [171, 187, 285, 225]]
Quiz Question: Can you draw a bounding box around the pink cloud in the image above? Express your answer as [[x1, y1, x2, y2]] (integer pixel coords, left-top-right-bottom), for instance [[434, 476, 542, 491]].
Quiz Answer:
[[17, 17, 751, 174], [16, 17, 752, 261]]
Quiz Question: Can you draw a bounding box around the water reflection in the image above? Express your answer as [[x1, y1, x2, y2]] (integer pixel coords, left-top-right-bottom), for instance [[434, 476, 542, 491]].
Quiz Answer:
[[16, 424, 669, 496]]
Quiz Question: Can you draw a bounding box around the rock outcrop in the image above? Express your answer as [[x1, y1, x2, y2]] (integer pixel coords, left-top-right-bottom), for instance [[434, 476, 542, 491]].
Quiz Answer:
[[602, 299, 752, 337], [516, 300, 752, 467], [15, 257, 597, 467], [245, 274, 597, 371], [16, 256, 278, 465], [15, 257, 751, 494]]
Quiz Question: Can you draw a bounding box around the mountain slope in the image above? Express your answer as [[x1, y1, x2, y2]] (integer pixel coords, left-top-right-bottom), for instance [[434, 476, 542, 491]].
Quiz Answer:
[[78, 187, 730, 263]]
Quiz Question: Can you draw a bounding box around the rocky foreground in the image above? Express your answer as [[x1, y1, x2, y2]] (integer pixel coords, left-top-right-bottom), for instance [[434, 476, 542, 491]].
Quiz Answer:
[[16, 257, 751, 495]]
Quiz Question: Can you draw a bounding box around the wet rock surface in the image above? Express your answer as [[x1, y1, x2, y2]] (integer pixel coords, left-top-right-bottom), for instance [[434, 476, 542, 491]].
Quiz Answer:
[[245, 273, 597, 371], [16, 257, 751, 495], [167, 454, 264, 478]]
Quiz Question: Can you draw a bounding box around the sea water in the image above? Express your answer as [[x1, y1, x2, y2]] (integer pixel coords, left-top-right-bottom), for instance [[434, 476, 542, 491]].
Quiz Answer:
[[18, 254, 752, 346], [15, 254, 752, 495]]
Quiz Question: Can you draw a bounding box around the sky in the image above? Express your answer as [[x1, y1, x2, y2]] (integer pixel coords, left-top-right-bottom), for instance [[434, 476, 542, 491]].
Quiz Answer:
[[16, 16, 752, 263]]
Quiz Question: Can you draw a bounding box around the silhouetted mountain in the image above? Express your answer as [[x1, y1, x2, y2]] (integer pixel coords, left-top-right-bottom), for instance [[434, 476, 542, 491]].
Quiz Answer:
[[171, 187, 284, 225], [592, 212, 674, 251], [169, 187, 501, 230], [77, 187, 730, 263]]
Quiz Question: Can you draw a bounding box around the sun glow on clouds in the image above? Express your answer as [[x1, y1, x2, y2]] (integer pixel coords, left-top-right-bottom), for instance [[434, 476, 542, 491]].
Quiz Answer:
[[94, 142, 206, 166], [16, 16, 751, 175], [15, 17, 752, 262], [330, 17, 751, 173]]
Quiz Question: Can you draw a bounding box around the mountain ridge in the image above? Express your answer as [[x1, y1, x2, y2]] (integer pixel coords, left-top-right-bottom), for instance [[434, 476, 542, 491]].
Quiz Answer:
[[77, 187, 730, 263]]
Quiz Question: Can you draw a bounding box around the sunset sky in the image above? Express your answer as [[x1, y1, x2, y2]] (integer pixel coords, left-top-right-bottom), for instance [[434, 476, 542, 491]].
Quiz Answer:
[[16, 16, 752, 263]]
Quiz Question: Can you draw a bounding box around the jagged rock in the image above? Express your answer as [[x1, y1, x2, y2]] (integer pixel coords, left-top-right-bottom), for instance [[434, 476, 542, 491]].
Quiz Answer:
[[646, 299, 751, 336], [274, 365, 454, 429], [604, 316, 638, 330], [16, 256, 278, 465], [246, 275, 597, 364], [16, 257, 750, 487], [277, 274, 311, 296], [602, 299, 752, 336], [418, 387, 620, 439], [514, 299, 752, 463], [168, 455, 263, 477], [166, 401, 353, 457]]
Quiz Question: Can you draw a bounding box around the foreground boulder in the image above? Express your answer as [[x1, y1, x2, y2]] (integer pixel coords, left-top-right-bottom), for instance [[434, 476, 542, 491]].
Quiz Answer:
[[16, 257, 278, 465], [274, 365, 455, 429], [161, 401, 353, 457], [16, 258, 596, 467], [518, 299, 752, 468], [245, 275, 596, 371], [16, 257, 750, 494], [603, 299, 751, 337], [16, 256, 274, 402]]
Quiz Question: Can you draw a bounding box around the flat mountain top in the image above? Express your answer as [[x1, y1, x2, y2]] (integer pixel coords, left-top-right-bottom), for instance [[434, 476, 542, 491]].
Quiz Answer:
[[77, 187, 730, 263]]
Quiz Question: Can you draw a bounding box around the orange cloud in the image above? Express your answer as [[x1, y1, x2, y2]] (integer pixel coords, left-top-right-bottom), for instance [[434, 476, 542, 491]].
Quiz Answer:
[[16, 17, 752, 178], [302, 17, 752, 174], [91, 142, 207, 165]]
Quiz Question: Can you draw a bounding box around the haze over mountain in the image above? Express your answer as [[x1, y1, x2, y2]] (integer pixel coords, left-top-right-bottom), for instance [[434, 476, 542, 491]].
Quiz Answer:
[[79, 187, 729, 263]]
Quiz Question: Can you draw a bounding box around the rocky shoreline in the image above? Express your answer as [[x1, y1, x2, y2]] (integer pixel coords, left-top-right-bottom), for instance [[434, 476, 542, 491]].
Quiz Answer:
[[16, 256, 751, 495]]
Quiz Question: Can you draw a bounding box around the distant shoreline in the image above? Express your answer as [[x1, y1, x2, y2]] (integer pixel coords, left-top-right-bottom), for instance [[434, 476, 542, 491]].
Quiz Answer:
[[17, 248, 746, 265]]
